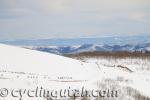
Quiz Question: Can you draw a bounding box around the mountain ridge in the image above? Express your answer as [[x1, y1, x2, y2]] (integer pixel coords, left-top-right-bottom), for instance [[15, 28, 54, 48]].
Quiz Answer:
[[23, 43, 150, 55]]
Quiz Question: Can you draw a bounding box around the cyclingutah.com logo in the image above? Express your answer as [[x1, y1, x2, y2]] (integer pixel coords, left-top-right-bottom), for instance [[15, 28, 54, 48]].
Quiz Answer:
[[0, 86, 118, 100]]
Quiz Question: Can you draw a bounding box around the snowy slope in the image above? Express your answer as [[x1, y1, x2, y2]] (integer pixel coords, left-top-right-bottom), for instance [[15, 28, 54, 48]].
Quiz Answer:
[[0, 44, 150, 100], [0, 44, 99, 81], [0, 44, 102, 100], [82, 57, 150, 99]]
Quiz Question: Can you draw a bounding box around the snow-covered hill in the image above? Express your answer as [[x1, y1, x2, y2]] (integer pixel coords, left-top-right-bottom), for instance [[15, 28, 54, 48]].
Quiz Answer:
[[0, 44, 150, 100], [0, 44, 100, 100], [76, 56, 150, 99], [0, 44, 99, 81]]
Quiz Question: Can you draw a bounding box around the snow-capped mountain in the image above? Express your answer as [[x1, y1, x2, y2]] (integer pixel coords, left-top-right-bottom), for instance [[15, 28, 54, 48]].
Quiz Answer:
[[23, 43, 150, 55], [1, 35, 150, 55]]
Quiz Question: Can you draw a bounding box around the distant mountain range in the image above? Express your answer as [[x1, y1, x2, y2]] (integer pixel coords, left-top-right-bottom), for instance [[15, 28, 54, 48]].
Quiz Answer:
[[23, 43, 150, 55], [1, 35, 150, 55], [1, 35, 150, 46]]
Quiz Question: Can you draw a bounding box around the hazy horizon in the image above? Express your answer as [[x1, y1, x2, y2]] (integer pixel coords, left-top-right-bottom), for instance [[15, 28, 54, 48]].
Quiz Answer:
[[1, 35, 150, 46]]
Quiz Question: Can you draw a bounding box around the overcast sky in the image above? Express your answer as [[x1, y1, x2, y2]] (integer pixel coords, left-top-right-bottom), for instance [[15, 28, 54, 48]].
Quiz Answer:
[[0, 0, 149, 40]]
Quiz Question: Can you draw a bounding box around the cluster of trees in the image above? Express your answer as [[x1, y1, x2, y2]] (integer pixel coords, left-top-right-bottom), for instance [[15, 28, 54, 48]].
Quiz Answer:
[[67, 51, 150, 58]]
